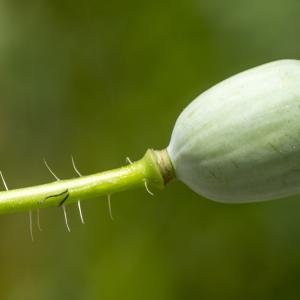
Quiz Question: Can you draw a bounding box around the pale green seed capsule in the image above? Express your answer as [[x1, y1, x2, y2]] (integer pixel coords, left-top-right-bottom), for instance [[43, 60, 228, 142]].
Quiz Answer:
[[167, 59, 300, 203]]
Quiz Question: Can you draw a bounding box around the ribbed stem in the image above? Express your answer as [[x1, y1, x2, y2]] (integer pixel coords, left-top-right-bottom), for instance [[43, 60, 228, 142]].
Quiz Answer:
[[0, 149, 175, 214]]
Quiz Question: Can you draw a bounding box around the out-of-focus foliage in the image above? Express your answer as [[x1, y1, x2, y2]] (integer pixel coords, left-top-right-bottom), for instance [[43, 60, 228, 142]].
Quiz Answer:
[[0, 0, 300, 299]]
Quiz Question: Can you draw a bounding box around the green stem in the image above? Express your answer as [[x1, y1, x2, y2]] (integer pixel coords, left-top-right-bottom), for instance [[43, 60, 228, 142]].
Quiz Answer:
[[0, 149, 175, 214]]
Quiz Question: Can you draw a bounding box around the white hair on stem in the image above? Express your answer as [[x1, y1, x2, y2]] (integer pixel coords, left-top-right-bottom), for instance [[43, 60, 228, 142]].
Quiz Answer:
[[0, 170, 8, 191], [37, 208, 42, 231], [107, 194, 114, 221], [126, 157, 133, 164], [29, 210, 34, 241], [126, 159, 155, 196], [44, 159, 71, 231], [62, 206, 71, 232], [43, 158, 60, 181], [143, 179, 154, 196], [71, 155, 82, 177], [71, 155, 85, 224]]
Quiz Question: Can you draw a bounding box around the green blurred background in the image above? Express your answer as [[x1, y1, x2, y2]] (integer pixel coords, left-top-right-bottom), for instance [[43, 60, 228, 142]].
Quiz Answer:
[[0, 0, 300, 299]]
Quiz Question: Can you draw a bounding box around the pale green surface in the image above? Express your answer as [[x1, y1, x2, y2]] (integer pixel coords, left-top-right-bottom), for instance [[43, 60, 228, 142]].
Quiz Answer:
[[168, 60, 300, 202], [0, 1, 300, 300]]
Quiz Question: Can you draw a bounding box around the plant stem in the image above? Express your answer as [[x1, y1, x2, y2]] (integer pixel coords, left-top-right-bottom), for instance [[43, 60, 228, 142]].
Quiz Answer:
[[0, 149, 175, 214]]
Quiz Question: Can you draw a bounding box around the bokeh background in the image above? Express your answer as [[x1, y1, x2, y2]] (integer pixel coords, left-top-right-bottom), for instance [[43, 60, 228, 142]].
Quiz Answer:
[[0, 0, 300, 299]]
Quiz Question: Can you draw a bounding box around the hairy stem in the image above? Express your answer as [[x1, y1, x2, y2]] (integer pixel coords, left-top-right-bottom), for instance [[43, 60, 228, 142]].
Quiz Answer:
[[0, 149, 175, 214]]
